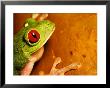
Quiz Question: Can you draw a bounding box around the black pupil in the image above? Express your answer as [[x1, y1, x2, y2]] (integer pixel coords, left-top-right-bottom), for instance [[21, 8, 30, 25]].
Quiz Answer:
[[32, 32, 37, 38]]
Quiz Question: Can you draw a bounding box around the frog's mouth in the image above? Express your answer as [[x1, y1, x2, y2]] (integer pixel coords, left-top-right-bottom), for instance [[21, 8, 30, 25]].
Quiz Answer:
[[29, 46, 44, 62], [45, 27, 55, 42]]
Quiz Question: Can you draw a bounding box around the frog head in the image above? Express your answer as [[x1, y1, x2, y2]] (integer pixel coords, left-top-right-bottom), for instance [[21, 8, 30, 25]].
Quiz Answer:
[[23, 18, 55, 55]]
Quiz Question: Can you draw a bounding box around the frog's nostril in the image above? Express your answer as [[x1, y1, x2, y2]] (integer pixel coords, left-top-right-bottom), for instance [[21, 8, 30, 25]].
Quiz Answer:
[[28, 29, 40, 43], [25, 23, 28, 27]]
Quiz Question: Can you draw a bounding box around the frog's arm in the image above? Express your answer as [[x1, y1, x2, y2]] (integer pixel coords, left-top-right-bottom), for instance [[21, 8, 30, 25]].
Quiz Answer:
[[21, 46, 44, 75]]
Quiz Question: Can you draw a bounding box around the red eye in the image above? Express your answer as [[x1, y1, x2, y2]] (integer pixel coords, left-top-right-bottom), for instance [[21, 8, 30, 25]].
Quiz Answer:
[[28, 29, 40, 43]]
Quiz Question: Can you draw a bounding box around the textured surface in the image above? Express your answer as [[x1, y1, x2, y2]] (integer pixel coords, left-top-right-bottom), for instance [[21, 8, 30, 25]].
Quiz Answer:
[[14, 13, 97, 75]]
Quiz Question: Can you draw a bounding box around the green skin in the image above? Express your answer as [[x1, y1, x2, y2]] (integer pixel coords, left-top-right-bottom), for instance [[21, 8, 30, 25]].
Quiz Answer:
[[14, 18, 55, 75]]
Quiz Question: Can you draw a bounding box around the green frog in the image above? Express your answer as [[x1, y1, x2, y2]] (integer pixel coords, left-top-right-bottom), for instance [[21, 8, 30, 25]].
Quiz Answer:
[[14, 17, 55, 75]]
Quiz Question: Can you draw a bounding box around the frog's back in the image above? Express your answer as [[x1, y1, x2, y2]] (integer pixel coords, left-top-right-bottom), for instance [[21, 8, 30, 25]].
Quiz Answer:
[[14, 28, 30, 75]]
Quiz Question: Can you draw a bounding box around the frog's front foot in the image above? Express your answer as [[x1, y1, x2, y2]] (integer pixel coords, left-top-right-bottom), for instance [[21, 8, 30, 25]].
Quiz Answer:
[[21, 46, 44, 75], [49, 57, 81, 75]]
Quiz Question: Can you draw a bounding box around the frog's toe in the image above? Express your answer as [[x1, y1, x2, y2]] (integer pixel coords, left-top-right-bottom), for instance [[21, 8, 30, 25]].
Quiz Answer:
[[49, 57, 61, 75], [32, 13, 40, 19], [32, 13, 48, 21], [49, 57, 81, 75], [56, 63, 81, 75]]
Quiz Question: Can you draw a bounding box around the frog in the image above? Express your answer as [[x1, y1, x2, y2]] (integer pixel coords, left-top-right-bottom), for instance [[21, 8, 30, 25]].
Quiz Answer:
[[14, 13, 81, 75], [14, 13, 55, 75]]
